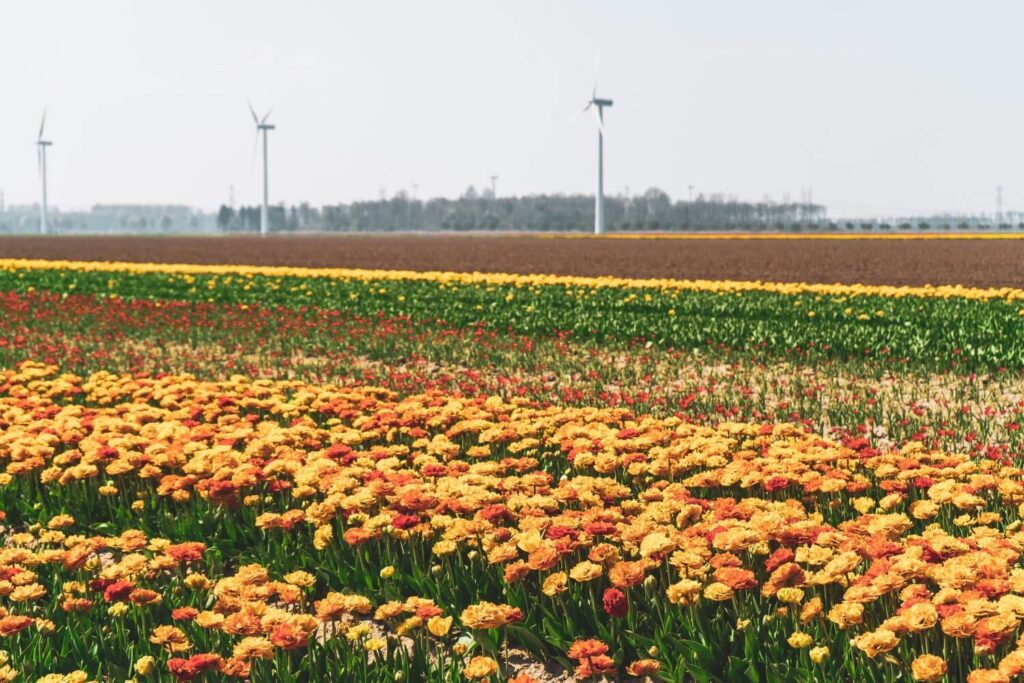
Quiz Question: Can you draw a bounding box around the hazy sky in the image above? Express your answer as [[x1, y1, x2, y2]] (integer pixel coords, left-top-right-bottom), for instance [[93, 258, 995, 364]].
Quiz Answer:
[[2, 1, 1022, 217]]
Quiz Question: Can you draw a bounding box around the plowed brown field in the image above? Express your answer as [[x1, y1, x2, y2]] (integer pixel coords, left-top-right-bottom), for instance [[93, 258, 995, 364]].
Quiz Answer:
[[0, 233, 1021, 287]]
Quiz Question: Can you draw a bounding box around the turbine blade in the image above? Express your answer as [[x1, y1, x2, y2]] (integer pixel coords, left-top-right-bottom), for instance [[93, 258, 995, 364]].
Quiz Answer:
[[250, 129, 260, 171], [38, 108, 47, 142], [570, 101, 592, 123], [247, 99, 259, 125], [592, 52, 602, 99], [261, 108, 274, 125], [592, 106, 604, 134]]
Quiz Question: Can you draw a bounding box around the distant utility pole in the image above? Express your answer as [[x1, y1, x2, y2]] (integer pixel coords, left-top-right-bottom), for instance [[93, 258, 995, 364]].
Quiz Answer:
[[688, 184, 694, 202], [411, 183, 418, 200], [490, 175, 498, 199], [997, 185, 1004, 223]]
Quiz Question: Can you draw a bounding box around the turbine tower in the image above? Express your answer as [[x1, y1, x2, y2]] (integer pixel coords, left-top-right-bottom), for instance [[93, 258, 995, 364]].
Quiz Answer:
[[579, 83, 613, 234], [36, 110, 52, 235], [248, 101, 275, 236]]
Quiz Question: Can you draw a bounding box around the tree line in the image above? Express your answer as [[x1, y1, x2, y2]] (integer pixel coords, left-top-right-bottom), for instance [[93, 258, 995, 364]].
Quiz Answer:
[[216, 188, 828, 232]]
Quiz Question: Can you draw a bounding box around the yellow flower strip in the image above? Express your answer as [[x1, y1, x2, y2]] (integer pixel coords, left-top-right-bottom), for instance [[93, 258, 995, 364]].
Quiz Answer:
[[2, 257, 1022, 302]]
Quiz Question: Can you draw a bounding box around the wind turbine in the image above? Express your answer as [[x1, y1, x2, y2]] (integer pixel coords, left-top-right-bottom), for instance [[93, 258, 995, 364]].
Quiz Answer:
[[578, 77, 613, 234], [36, 110, 52, 235], [248, 101, 275, 235]]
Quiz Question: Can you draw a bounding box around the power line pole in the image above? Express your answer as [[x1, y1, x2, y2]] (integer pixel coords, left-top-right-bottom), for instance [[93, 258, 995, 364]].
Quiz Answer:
[[490, 175, 498, 199]]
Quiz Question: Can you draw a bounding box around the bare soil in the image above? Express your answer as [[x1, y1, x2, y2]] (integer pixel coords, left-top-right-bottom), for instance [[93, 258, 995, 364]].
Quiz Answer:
[[0, 234, 1020, 287]]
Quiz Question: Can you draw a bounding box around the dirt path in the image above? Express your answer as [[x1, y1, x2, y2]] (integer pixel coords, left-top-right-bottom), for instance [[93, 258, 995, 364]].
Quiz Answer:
[[0, 233, 1020, 287]]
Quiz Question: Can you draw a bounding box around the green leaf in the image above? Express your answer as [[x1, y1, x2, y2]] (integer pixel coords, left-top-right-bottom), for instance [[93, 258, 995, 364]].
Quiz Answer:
[[728, 655, 760, 683], [506, 624, 551, 660]]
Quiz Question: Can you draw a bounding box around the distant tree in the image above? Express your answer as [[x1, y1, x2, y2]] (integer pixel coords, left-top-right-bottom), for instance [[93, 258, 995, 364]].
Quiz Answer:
[[227, 192, 830, 233], [217, 205, 235, 230], [270, 206, 287, 231]]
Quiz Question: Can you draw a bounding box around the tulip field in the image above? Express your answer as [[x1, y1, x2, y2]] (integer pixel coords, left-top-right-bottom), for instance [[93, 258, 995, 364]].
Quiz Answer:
[[2, 255, 1024, 682]]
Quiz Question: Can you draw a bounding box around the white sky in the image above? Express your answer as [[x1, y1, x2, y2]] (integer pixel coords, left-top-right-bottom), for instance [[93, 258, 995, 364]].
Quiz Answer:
[[1, 0, 1022, 217]]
